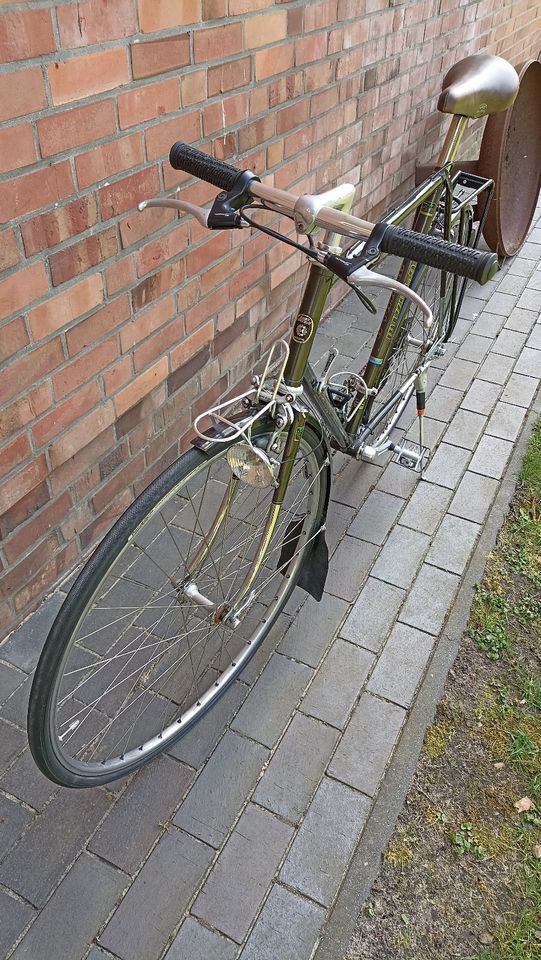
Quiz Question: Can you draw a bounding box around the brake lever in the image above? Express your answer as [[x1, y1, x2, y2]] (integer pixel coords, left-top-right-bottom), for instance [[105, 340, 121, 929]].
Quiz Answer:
[[137, 195, 211, 228]]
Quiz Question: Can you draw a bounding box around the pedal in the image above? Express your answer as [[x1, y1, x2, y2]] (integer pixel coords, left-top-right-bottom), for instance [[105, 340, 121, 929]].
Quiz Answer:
[[391, 441, 430, 472]]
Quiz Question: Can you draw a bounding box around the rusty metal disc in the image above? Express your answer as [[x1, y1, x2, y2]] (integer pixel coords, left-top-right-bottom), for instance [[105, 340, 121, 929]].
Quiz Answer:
[[478, 59, 541, 257]]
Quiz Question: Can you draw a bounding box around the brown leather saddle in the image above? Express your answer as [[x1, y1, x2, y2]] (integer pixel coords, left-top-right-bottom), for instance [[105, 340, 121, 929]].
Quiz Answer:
[[438, 53, 519, 118]]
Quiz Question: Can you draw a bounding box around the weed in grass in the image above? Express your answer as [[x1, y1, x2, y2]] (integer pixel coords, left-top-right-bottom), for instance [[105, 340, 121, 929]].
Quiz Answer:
[[384, 832, 415, 867], [518, 674, 541, 712], [450, 822, 488, 860], [511, 730, 540, 762]]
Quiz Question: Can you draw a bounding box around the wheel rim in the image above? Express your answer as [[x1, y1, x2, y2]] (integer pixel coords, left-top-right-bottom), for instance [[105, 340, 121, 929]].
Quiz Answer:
[[45, 434, 325, 779]]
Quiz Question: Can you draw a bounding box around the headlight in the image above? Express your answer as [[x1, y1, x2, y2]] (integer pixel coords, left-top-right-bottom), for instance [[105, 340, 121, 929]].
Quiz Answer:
[[226, 443, 277, 487]]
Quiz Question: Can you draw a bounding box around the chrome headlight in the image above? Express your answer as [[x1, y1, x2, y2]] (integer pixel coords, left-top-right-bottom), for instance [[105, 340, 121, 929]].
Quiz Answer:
[[226, 443, 277, 487]]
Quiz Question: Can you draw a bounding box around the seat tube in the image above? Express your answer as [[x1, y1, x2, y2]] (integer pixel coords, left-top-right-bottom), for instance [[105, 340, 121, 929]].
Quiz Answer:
[[283, 261, 335, 390]]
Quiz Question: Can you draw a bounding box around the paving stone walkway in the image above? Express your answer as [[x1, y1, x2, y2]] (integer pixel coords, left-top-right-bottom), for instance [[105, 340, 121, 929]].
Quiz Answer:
[[1, 204, 540, 960]]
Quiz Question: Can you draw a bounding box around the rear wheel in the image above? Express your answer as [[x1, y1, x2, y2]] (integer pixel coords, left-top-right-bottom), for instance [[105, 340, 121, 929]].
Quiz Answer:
[[28, 423, 329, 787]]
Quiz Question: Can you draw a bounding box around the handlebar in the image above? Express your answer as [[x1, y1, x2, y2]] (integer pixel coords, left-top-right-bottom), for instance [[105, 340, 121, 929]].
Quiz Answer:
[[168, 140, 499, 285]]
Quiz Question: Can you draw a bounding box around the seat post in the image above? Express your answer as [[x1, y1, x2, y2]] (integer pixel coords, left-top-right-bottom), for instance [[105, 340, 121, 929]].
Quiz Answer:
[[436, 115, 469, 167]]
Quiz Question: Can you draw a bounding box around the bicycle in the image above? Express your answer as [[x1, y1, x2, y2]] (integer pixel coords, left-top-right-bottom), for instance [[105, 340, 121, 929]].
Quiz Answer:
[[28, 53, 526, 787]]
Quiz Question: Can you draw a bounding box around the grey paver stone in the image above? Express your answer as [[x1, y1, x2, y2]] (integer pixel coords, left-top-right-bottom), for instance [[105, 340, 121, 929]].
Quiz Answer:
[[0, 786, 112, 907], [496, 273, 528, 296], [341, 578, 406, 652], [238, 613, 291, 684], [371, 525, 430, 589], [86, 950, 117, 960], [174, 730, 267, 847], [486, 402, 527, 442], [484, 291, 516, 316], [501, 372, 539, 408], [526, 324, 541, 351], [301, 639, 374, 729], [232, 652, 312, 749], [439, 357, 479, 391], [423, 385, 462, 422], [239, 884, 326, 960], [324, 536, 379, 602], [331, 460, 381, 508], [280, 776, 371, 907], [443, 408, 487, 450], [100, 828, 214, 960], [458, 296, 483, 320], [193, 804, 293, 943], [168, 680, 247, 768], [470, 312, 504, 339], [468, 435, 514, 480], [90, 755, 193, 874], [347, 490, 403, 544], [164, 917, 237, 960], [0, 748, 59, 811], [254, 713, 339, 822], [399, 481, 452, 536], [477, 350, 515, 386], [0, 791, 33, 860], [422, 443, 471, 490], [492, 328, 528, 357], [516, 286, 541, 310], [505, 307, 537, 333], [405, 415, 446, 450], [507, 257, 537, 278], [398, 564, 460, 636], [0, 593, 64, 672], [456, 334, 491, 363], [0, 718, 26, 776], [278, 593, 348, 668], [366, 623, 435, 707], [0, 673, 30, 728], [449, 471, 499, 523], [328, 692, 405, 796], [461, 378, 501, 414], [426, 515, 481, 575], [12, 854, 126, 960], [0, 889, 35, 960], [0, 662, 25, 706], [375, 460, 421, 499], [514, 346, 540, 379], [325, 500, 356, 555]]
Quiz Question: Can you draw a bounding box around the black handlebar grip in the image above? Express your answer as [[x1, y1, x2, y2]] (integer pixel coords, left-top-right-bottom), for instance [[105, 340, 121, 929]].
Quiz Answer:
[[379, 225, 499, 285], [169, 141, 244, 192]]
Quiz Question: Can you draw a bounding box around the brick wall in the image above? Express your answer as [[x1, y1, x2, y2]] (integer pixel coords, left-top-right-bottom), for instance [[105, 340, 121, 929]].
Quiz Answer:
[[1, 0, 540, 639]]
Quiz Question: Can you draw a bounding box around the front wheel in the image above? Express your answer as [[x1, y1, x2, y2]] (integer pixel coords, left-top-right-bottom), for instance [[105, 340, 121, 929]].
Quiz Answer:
[[28, 423, 329, 787]]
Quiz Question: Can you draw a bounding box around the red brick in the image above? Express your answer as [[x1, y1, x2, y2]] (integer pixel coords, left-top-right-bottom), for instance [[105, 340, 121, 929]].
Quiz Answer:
[[32, 380, 101, 447], [131, 259, 184, 311], [21, 196, 99, 257], [276, 99, 309, 134], [135, 222, 189, 277], [0, 534, 58, 603], [131, 35, 190, 80], [28, 275, 103, 341], [255, 42, 295, 80], [202, 0, 227, 18], [0, 8, 54, 62], [125, 296, 179, 353], [118, 77, 180, 129], [145, 110, 200, 160], [0, 67, 47, 123], [53, 338, 118, 401], [0, 161, 74, 224], [38, 100, 116, 159], [0, 478, 50, 542], [207, 57, 251, 97], [50, 227, 119, 286], [100, 166, 160, 220], [115, 357, 169, 415], [0, 316, 29, 364], [0, 229, 20, 272], [138, 0, 199, 32], [186, 231, 229, 278], [57, 0, 137, 47], [170, 320, 213, 369], [0, 384, 52, 442], [49, 400, 116, 469], [75, 132, 145, 189], [103, 354, 134, 396], [119, 205, 176, 249], [201, 249, 241, 295], [194, 23, 243, 62], [230, 0, 268, 12], [4, 492, 72, 566], [304, 0, 337, 31], [0, 433, 32, 481], [181, 69, 207, 106], [203, 92, 249, 136], [48, 48, 129, 106], [92, 451, 144, 514], [244, 11, 287, 48], [13, 540, 79, 613], [0, 123, 36, 175], [134, 318, 181, 371], [0, 455, 48, 516], [105, 256, 136, 296], [66, 293, 131, 355], [0, 261, 49, 322]]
